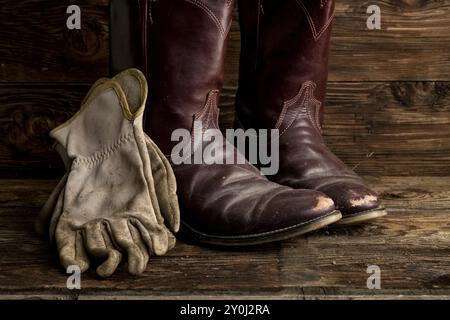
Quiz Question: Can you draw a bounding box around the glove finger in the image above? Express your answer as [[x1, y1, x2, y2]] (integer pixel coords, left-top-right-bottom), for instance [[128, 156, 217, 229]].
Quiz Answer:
[[108, 219, 146, 276], [55, 219, 89, 272], [127, 220, 150, 270], [141, 143, 165, 228], [167, 232, 177, 251], [145, 135, 181, 233], [131, 217, 170, 256], [112, 70, 176, 233], [35, 173, 68, 237], [83, 222, 122, 278]]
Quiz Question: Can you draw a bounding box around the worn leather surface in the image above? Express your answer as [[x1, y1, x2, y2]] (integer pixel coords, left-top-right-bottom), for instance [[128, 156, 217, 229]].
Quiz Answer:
[[137, 0, 338, 237], [236, 0, 382, 215], [36, 70, 179, 277]]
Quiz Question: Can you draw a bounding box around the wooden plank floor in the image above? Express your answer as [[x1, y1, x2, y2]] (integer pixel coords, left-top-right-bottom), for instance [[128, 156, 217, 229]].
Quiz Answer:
[[0, 176, 449, 299]]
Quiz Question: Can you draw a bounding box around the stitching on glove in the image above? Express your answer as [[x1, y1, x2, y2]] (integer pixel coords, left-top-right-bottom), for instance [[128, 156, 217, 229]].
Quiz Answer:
[[73, 131, 134, 169]]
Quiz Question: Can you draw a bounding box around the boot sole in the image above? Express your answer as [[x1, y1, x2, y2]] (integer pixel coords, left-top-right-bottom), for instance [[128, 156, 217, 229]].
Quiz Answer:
[[334, 207, 387, 225], [180, 210, 342, 246]]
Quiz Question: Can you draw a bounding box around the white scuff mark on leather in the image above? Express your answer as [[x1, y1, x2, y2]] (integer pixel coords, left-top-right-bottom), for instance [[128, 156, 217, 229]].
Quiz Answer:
[[350, 195, 378, 207], [314, 196, 334, 211]]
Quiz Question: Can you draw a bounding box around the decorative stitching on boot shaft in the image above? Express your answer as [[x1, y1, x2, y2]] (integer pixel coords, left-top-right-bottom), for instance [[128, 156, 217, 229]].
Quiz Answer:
[[167, 90, 221, 161], [276, 81, 322, 137], [184, 0, 227, 37], [294, 0, 334, 41], [72, 131, 134, 169], [193, 89, 220, 131]]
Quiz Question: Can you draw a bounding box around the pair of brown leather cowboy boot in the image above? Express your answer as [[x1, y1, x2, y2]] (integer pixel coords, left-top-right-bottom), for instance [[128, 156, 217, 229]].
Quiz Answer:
[[111, 0, 386, 246]]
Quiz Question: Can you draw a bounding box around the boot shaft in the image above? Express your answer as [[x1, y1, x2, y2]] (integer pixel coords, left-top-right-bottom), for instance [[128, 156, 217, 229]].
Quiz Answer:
[[236, 0, 335, 129], [146, 0, 234, 106], [146, 0, 235, 151], [110, 0, 235, 153]]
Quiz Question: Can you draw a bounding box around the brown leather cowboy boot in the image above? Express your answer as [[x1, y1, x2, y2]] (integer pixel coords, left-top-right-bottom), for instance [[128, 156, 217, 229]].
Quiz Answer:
[[236, 0, 386, 224], [139, 0, 341, 245]]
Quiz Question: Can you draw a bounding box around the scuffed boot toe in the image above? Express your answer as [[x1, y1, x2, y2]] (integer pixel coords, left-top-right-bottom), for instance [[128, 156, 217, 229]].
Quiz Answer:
[[261, 189, 340, 230], [181, 187, 341, 246], [319, 180, 387, 225]]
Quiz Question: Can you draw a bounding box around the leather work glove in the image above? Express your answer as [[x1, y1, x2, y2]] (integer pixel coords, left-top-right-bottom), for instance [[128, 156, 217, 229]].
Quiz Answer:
[[35, 69, 180, 277], [37, 72, 180, 239]]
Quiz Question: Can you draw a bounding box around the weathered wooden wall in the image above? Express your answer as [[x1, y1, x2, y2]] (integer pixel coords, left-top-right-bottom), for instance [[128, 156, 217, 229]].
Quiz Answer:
[[0, 0, 449, 178]]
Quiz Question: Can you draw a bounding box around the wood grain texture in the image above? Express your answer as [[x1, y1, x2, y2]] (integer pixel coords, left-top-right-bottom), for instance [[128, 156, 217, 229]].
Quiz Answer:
[[0, 0, 448, 177], [0, 84, 91, 178], [327, 0, 450, 81], [0, 1, 449, 83], [0, 0, 109, 83], [0, 177, 448, 299], [224, 0, 450, 85], [1, 81, 449, 178]]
